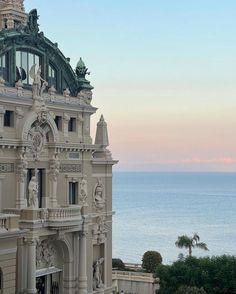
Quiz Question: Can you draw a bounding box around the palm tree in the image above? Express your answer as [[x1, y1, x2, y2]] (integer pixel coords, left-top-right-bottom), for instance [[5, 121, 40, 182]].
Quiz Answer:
[[175, 233, 209, 257]]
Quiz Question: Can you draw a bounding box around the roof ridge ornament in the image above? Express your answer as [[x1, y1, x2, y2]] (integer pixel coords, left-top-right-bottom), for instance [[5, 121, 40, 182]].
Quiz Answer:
[[76, 57, 93, 91], [25, 8, 39, 34]]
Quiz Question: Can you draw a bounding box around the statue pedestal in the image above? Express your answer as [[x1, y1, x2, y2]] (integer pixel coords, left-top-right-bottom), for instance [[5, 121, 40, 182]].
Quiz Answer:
[[81, 203, 88, 215], [93, 289, 104, 294], [21, 209, 39, 221]]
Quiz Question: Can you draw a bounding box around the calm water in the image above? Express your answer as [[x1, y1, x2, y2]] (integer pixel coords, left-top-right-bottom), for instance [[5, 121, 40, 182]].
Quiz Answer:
[[112, 172, 236, 264]]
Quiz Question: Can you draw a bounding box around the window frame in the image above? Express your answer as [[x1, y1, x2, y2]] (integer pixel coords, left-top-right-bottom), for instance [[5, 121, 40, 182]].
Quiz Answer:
[[68, 117, 76, 132], [4, 110, 14, 127]]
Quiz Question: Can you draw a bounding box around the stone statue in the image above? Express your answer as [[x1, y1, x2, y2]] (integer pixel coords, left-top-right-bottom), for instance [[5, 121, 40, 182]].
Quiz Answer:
[[28, 176, 38, 209], [63, 87, 70, 97], [79, 176, 87, 203], [93, 257, 104, 290], [94, 178, 105, 209], [26, 9, 39, 34], [30, 65, 48, 98]]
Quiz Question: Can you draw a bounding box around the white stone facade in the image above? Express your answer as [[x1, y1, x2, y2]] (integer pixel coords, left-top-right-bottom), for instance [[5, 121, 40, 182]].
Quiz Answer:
[[0, 2, 117, 294]]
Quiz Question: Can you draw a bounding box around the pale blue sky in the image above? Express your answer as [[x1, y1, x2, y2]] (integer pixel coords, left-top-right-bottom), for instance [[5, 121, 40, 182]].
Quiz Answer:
[[24, 1, 236, 171]]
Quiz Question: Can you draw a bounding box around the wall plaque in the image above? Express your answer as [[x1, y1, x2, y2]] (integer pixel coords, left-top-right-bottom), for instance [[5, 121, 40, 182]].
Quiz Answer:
[[60, 164, 81, 173], [0, 163, 14, 173]]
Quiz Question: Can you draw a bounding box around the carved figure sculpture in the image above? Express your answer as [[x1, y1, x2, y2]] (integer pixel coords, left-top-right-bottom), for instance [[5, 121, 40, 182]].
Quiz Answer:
[[93, 257, 104, 290], [94, 178, 105, 209], [79, 176, 87, 203], [30, 65, 48, 98], [28, 176, 38, 209]]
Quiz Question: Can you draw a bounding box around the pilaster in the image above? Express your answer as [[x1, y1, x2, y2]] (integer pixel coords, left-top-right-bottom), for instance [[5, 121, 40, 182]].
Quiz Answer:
[[25, 238, 37, 294], [78, 230, 88, 294]]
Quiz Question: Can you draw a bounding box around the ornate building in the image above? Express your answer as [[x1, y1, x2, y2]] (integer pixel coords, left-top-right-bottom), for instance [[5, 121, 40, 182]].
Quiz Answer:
[[0, 1, 117, 293]]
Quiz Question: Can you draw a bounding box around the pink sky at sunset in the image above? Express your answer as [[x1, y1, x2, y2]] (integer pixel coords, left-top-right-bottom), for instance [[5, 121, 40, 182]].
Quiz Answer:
[[25, 0, 236, 172]]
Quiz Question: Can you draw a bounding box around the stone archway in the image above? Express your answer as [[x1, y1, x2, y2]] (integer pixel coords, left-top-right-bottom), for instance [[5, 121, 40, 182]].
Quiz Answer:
[[36, 237, 73, 294]]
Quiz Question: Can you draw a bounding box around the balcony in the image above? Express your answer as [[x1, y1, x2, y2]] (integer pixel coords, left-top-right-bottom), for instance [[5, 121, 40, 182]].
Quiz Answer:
[[3, 205, 83, 229], [0, 213, 20, 233]]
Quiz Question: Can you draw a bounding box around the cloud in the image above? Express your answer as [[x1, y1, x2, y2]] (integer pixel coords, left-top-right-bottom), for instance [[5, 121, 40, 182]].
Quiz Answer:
[[181, 157, 236, 164]]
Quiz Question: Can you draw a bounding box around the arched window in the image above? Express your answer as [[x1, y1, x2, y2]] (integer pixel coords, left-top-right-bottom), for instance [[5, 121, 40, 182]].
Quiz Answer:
[[48, 64, 57, 88], [16, 51, 40, 84], [0, 54, 8, 81]]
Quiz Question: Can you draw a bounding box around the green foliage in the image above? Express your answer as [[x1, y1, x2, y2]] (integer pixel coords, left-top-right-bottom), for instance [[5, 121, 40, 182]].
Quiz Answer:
[[156, 255, 236, 294], [175, 286, 207, 294], [142, 251, 162, 273], [175, 233, 209, 257], [112, 258, 125, 270]]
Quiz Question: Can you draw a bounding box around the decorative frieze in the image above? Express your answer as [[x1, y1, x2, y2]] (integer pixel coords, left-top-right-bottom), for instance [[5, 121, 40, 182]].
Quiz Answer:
[[60, 164, 81, 173], [0, 163, 14, 173]]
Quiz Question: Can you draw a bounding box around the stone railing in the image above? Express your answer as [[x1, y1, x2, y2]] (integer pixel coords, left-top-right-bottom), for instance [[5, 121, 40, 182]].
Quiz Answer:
[[112, 270, 158, 283], [0, 213, 20, 232], [48, 206, 81, 220], [0, 215, 7, 231], [3, 205, 82, 227]]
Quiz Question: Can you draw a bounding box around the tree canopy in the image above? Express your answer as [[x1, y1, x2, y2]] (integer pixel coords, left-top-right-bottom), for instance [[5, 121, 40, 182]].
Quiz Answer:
[[142, 250, 162, 273], [156, 255, 236, 294], [175, 233, 209, 257]]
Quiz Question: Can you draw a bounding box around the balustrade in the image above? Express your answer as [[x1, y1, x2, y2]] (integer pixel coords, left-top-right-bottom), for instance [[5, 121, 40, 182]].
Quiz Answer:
[[3, 205, 82, 224]]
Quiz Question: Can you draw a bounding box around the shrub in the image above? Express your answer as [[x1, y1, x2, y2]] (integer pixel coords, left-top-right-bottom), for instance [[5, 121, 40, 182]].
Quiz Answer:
[[156, 255, 236, 294], [112, 258, 125, 270], [142, 251, 162, 273], [175, 286, 207, 294]]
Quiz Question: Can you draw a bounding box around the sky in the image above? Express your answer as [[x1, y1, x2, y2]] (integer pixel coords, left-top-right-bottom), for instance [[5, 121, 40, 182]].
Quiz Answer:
[[25, 0, 236, 172]]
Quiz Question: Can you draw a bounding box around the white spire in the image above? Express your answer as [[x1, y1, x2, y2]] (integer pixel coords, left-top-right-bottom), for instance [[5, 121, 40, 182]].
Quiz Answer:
[[95, 115, 109, 148]]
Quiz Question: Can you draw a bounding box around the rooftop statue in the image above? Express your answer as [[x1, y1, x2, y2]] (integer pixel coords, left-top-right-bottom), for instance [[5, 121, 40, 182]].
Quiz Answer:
[[26, 9, 39, 34], [30, 64, 48, 99]]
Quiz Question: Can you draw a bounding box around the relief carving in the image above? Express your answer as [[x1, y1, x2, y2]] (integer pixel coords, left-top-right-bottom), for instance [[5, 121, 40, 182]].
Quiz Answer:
[[92, 216, 108, 244], [36, 240, 56, 269], [93, 178, 105, 210], [79, 176, 87, 203]]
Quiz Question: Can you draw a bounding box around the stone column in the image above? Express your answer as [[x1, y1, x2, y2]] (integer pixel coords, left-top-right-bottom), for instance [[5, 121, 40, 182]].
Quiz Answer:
[[0, 106, 5, 134], [77, 113, 83, 138], [17, 238, 27, 293], [78, 231, 88, 294], [63, 113, 70, 138], [26, 239, 37, 294], [49, 154, 60, 207], [0, 175, 5, 211], [16, 155, 28, 208]]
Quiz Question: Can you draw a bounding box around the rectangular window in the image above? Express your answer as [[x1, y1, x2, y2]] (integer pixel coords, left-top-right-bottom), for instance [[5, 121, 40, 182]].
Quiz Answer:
[[68, 117, 76, 132], [55, 116, 62, 131], [16, 51, 40, 85], [48, 64, 56, 88], [69, 182, 77, 205], [4, 110, 14, 127]]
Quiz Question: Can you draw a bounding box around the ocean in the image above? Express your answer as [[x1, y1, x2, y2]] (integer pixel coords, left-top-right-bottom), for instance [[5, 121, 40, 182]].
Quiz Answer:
[[112, 172, 236, 264]]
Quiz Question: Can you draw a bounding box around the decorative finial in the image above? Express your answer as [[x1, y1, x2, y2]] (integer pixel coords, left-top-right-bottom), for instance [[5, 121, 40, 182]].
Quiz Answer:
[[95, 115, 109, 147], [76, 57, 90, 78], [76, 57, 93, 92]]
